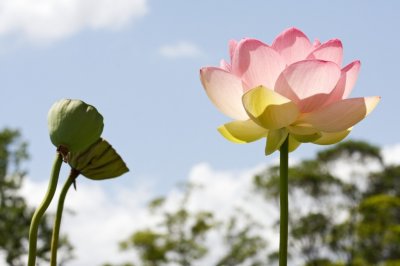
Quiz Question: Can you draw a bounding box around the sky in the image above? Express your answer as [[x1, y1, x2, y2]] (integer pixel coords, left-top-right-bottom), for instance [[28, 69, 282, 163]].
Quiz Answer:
[[0, 0, 399, 265]]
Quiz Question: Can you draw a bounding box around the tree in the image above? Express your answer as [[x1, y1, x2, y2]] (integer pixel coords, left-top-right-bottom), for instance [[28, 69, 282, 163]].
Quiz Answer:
[[107, 140, 400, 266], [0, 128, 73, 266], [105, 183, 267, 266], [215, 210, 266, 266], [254, 140, 400, 265]]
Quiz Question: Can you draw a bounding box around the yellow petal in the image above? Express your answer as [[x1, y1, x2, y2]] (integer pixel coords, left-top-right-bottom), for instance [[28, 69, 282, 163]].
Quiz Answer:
[[218, 119, 268, 144], [289, 135, 301, 152], [242, 86, 299, 130], [288, 125, 322, 143], [313, 128, 352, 145], [265, 128, 288, 155]]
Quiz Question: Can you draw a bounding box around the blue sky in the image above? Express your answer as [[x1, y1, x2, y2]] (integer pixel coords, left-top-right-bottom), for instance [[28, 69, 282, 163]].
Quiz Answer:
[[0, 0, 398, 192]]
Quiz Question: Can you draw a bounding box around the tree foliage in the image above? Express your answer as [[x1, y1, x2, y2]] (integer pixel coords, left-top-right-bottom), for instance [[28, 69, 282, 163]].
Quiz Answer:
[[254, 140, 400, 265], [105, 184, 267, 266], [0, 128, 73, 266], [107, 139, 400, 266], [215, 212, 266, 266], [119, 184, 215, 266]]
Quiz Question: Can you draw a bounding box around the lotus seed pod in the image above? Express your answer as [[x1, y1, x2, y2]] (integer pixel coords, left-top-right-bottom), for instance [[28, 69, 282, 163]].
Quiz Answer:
[[48, 99, 104, 153]]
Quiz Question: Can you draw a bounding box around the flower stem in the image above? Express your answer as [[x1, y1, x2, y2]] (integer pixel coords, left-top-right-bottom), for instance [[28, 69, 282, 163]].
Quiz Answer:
[[50, 168, 79, 266], [279, 136, 289, 266], [28, 153, 63, 266]]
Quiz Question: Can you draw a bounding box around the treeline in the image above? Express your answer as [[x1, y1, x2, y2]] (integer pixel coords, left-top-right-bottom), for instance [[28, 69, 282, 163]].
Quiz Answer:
[[1, 128, 399, 265]]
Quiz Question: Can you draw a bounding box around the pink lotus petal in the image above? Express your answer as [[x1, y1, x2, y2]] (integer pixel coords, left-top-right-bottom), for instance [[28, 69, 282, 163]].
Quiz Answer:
[[232, 38, 285, 91], [219, 59, 231, 71], [228, 39, 238, 61], [200, 67, 248, 120], [275, 60, 341, 108], [300, 96, 380, 132], [296, 94, 334, 113], [312, 39, 321, 49], [321, 61, 361, 106], [307, 39, 343, 66], [272, 27, 313, 65], [301, 60, 359, 110], [340, 61, 361, 99]]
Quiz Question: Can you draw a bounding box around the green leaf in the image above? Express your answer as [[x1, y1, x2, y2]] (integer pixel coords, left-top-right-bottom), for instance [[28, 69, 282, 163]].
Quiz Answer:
[[68, 138, 129, 180]]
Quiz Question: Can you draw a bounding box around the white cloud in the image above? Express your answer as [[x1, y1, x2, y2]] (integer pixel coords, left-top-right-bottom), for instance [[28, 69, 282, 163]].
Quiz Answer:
[[158, 41, 204, 59], [382, 143, 400, 166], [0, 0, 149, 43]]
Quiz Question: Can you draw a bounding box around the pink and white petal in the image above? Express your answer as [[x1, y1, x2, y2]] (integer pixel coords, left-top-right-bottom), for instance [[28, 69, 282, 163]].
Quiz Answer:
[[242, 86, 299, 130], [312, 39, 321, 49], [218, 119, 268, 144], [275, 60, 341, 103], [200, 67, 248, 120], [228, 39, 238, 61], [340, 61, 361, 99], [321, 61, 361, 107], [307, 39, 343, 66], [297, 93, 335, 113], [232, 38, 286, 90], [219, 59, 231, 71], [313, 128, 352, 145], [265, 128, 289, 155], [300, 96, 380, 132], [271, 27, 313, 65]]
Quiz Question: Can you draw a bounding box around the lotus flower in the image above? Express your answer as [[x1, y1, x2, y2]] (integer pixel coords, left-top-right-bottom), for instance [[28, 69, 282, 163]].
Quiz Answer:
[[200, 27, 380, 154]]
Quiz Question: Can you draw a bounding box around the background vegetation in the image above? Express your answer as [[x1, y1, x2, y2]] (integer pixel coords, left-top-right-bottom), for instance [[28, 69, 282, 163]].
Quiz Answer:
[[1, 128, 399, 265], [0, 129, 72, 266]]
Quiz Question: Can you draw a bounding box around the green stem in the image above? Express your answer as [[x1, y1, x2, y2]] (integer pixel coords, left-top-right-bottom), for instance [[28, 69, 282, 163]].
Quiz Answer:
[[28, 153, 63, 266], [279, 136, 289, 266], [50, 168, 79, 266]]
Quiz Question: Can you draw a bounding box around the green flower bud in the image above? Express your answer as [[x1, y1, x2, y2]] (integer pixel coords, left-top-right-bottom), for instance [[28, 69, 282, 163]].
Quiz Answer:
[[48, 99, 104, 153]]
